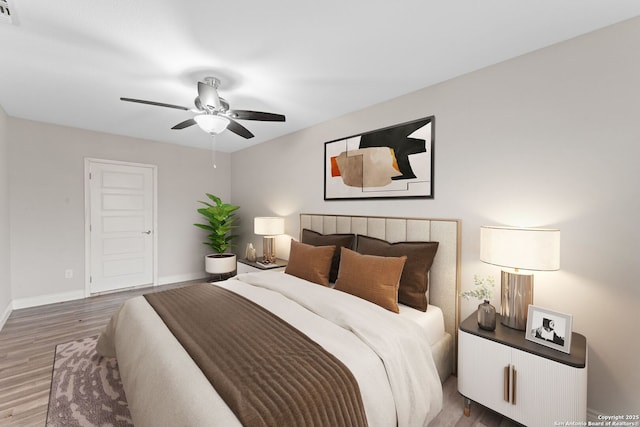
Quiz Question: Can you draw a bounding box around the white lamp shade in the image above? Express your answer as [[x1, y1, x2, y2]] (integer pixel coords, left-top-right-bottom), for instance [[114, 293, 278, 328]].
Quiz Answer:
[[480, 226, 560, 271], [194, 114, 230, 134], [254, 217, 285, 236]]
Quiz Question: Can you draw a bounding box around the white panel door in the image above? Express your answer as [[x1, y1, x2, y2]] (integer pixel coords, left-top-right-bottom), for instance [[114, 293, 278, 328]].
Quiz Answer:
[[88, 161, 155, 293]]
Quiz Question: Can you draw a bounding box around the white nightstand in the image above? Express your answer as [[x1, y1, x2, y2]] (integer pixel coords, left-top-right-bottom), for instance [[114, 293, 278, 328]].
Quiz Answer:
[[237, 258, 288, 274], [458, 311, 587, 426]]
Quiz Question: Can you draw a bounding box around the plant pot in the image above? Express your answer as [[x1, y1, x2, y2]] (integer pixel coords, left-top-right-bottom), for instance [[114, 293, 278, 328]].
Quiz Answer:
[[205, 253, 237, 274]]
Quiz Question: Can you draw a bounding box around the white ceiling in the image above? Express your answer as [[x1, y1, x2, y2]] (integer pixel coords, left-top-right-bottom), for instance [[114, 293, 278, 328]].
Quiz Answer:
[[1, 1, 639, 153]]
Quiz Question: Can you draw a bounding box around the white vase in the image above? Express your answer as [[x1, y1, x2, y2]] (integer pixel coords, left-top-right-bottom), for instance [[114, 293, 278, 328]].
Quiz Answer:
[[245, 243, 257, 262], [205, 253, 237, 274]]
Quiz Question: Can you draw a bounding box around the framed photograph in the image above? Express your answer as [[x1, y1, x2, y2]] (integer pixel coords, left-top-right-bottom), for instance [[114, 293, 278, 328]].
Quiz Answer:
[[324, 116, 434, 200], [525, 305, 572, 354]]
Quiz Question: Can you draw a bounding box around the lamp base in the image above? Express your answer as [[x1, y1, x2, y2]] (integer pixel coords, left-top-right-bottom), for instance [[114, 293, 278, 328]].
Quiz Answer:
[[262, 236, 276, 264], [500, 270, 533, 330]]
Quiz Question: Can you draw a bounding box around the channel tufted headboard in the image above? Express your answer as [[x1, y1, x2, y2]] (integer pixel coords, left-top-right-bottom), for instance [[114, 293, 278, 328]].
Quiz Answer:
[[299, 213, 462, 371]]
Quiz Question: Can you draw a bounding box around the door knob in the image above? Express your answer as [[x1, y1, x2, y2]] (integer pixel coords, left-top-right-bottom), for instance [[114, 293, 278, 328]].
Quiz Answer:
[[142, 230, 151, 234]]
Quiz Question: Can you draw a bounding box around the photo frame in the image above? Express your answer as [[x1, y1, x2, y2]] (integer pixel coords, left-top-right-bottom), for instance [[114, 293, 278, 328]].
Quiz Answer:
[[324, 116, 434, 200], [525, 305, 572, 354]]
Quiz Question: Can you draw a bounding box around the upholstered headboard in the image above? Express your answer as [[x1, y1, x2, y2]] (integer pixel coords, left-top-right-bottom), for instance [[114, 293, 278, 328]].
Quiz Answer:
[[300, 213, 461, 367]]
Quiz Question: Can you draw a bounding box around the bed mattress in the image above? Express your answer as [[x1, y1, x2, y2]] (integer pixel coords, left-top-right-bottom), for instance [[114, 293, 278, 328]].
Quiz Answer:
[[98, 271, 444, 427], [398, 303, 446, 347]]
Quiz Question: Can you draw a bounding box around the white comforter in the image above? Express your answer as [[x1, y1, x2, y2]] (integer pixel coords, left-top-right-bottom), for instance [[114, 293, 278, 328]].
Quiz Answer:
[[97, 271, 443, 427]]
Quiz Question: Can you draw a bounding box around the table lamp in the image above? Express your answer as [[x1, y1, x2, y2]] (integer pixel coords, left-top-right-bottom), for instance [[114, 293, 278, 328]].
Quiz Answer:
[[480, 226, 560, 330], [254, 217, 285, 264]]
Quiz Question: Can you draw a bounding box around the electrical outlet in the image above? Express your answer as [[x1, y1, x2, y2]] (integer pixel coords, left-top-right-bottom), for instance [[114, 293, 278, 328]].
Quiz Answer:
[[64, 269, 73, 279]]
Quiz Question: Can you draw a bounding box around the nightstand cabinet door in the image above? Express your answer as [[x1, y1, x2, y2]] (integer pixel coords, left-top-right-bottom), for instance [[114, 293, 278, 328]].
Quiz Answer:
[[458, 330, 513, 416], [510, 346, 588, 426], [459, 330, 587, 426]]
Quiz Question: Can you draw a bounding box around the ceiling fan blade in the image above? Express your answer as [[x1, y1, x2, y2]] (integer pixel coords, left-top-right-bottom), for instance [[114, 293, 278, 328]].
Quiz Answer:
[[197, 82, 221, 109], [227, 118, 254, 139], [120, 97, 189, 111], [230, 110, 286, 122], [171, 118, 197, 130], [194, 96, 205, 112]]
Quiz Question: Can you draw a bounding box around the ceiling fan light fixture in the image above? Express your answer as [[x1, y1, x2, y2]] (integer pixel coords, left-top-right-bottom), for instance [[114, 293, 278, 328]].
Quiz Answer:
[[194, 114, 230, 134]]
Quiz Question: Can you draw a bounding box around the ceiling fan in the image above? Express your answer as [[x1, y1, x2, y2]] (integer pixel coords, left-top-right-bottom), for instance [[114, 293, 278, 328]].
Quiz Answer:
[[120, 77, 286, 139]]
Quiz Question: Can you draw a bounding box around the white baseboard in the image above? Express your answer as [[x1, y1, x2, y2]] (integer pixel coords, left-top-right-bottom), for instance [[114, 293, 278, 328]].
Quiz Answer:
[[158, 272, 208, 286], [0, 301, 12, 332], [8, 273, 207, 312], [12, 290, 86, 310]]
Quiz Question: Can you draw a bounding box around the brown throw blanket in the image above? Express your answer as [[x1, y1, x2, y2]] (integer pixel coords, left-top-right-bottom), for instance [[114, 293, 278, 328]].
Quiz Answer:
[[144, 284, 368, 427]]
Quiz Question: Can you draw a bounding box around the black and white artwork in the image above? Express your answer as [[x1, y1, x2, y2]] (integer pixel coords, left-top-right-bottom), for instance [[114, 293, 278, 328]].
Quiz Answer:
[[526, 305, 572, 354], [324, 116, 434, 200]]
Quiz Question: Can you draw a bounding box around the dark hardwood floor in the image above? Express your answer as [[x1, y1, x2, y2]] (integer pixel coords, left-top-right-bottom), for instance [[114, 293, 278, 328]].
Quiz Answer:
[[0, 280, 517, 427]]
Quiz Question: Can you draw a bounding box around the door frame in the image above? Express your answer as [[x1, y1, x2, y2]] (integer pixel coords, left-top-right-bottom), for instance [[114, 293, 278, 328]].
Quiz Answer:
[[84, 158, 158, 296]]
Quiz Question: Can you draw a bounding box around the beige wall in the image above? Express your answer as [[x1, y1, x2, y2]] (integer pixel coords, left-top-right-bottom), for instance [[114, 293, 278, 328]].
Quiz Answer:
[[0, 105, 11, 327], [1, 12, 637, 419], [8, 119, 231, 305], [231, 17, 640, 417]]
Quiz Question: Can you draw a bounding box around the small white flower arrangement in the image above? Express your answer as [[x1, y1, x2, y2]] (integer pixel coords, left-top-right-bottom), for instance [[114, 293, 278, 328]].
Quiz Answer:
[[461, 275, 495, 302]]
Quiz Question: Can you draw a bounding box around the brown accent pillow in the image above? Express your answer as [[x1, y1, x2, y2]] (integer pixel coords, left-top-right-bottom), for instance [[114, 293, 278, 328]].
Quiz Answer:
[[356, 235, 438, 311], [334, 247, 406, 313], [284, 240, 335, 287], [301, 229, 355, 283]]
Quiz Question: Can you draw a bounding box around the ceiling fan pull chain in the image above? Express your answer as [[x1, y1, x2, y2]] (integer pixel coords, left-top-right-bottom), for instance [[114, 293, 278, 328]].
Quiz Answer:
[[211, 135, 217, 169]]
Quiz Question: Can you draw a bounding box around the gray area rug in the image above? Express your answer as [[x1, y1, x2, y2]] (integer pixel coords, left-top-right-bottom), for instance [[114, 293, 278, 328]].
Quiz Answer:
[[46, 335, 133, 427], [44, 336, 517, 427]]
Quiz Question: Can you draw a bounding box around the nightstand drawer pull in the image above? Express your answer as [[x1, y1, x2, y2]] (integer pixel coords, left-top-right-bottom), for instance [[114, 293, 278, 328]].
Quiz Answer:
[[511, 366, 517, 405], [504, 365, 510, 402]]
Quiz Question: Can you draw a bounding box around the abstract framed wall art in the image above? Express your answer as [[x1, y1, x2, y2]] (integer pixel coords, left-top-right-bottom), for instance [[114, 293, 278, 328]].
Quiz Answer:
[[324, 116, 434, 200]]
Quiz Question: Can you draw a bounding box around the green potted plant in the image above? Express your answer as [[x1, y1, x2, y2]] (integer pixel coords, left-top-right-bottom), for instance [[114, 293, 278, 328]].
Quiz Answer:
[[194, 193, 240, 275]]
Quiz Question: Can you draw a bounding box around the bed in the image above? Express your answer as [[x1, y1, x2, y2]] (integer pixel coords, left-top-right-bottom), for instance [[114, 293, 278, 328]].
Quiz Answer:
[[97, 214, 461, 427]]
